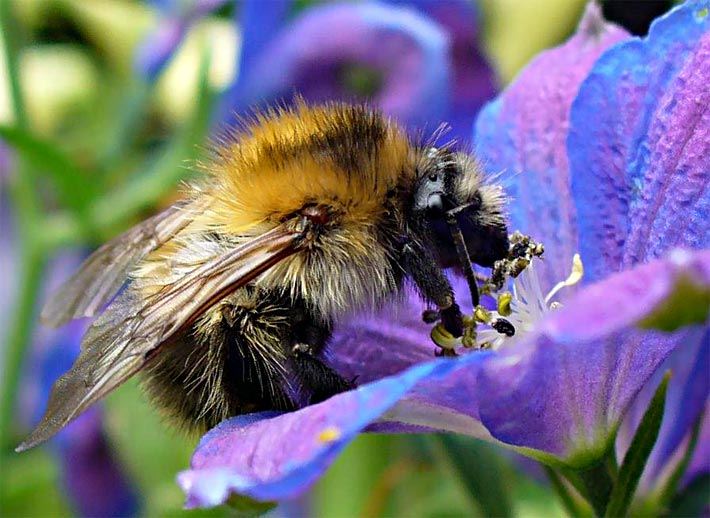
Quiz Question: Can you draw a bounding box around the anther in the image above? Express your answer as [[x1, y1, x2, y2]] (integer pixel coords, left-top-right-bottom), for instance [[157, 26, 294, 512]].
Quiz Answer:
[[491, 318, 515, 337], [474, 306, 491, 324], [497, 292, 513, 316]]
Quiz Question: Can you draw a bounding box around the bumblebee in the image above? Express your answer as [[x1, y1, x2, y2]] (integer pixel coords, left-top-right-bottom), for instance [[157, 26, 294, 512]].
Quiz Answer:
[[18, 102, 508, 450]]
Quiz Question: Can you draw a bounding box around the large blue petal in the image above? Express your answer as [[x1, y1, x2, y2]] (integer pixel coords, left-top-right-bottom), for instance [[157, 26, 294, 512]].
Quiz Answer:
[[476, 249, 710, 464], [570, 0, 710, 282], [474, 3, 629, 289], [177, 357, 472, 506], [179, 249, 710, 506]]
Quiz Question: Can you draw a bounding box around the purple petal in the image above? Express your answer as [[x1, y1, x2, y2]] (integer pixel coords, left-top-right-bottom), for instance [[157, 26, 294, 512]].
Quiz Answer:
[[22, 261, 140, 517], [177, 358, 472, 506], [180, 249, 709, 507], [570, 1, 710, 282], [617, 328, 708, 495], [221, 2, 451, 131], [235, 0, 292, 80], [685, 407, 710, 485], [134, 18, 187, 80], [474, 3, 629, 289], [135, 0, 230, 80], [58, 409, 140, 517], [330, 276, 476, 385], [476, 249, 710, 463], [386, 0, 497, 142]]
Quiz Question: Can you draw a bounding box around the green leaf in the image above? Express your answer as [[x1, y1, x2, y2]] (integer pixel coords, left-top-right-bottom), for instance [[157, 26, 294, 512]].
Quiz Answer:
[[640, 274, 710, 332], [90, 47, 216, 231], [0, 125, 96, 217], [604, 373, 670, 517], [224, 494, 276, 516], [313, 434, 397, 518], [95, 81, 152, 172], [434, 434, 514, 517]]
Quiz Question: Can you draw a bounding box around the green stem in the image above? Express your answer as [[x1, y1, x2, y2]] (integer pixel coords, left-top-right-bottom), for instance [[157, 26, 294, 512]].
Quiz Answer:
[[0, 248, 46, 449], [573, 460, 615, 517], [545, 466, 594, 518], [0, 0, 47, 451], [0, 0, 27, 128]]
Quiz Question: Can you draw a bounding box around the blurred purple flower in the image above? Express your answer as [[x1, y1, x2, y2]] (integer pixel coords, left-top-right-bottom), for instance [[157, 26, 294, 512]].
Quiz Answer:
[[35, 320, 140, 518], [135, 0, 230, 80], [22, 255, 140, 517], [617, 334, 708, 503], [221, 0, 496, 143], [177, 2, 710, 508], [388, 0, 496, 141]]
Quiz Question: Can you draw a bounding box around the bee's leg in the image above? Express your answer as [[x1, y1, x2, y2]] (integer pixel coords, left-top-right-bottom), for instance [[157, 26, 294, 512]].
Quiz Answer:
[[291, 343, 354, 404], [290, 317, 354, 404], [401, 241, 464, 340]]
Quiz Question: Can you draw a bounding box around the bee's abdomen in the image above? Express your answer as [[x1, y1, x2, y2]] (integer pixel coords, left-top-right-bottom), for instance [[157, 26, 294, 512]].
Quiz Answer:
[[141, 288, 296, 433]]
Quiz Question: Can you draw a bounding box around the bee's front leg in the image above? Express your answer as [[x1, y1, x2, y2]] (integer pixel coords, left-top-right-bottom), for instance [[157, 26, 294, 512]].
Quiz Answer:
[[290, 310, 354, 404], [401, 241, 465, 356]]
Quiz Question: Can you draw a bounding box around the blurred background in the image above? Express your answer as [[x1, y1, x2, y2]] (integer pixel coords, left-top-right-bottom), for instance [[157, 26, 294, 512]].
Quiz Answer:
[[0, 1, 674, 516]]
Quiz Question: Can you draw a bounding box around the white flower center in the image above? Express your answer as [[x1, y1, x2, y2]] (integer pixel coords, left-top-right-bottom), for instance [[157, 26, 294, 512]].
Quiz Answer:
[[477, 254, 584, 349]]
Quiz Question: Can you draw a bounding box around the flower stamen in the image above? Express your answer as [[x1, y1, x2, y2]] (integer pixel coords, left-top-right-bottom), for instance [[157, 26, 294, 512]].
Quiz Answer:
[[544, 253, 584, 305], [476, 252, 585, 350]]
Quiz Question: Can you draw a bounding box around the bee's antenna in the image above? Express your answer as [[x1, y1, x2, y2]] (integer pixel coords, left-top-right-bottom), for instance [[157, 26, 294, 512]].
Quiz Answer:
[[445, 207, 480, 307]]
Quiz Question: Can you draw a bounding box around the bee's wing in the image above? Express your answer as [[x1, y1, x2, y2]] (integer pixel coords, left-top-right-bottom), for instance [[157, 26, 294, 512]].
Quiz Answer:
[[41, 197, 210, 328], [17, 222, 304, 452]]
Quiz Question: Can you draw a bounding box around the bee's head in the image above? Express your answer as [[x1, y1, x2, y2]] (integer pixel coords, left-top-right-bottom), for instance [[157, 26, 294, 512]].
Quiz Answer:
[[413, 148, 509, 267]]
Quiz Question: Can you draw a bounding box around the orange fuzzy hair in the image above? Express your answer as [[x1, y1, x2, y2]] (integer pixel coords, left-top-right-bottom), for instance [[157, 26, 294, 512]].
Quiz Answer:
[[198, 101, 413, 237]]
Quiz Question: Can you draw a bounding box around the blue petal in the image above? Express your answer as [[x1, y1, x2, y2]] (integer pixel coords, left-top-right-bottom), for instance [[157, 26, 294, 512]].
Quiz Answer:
[[476, 249, 710, 464], [218, 2, 451, 132], [135, 18, 187, 81], [474, 3, 629, 289], [570, 0, 710, 282], [235, 0, 292, 80], [178, 357, 474, 505]]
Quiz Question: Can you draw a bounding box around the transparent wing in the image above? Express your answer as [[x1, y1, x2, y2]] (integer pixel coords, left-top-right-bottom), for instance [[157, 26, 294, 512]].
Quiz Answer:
[[41, 197, 210, 327], [18, 222, 304, 451]]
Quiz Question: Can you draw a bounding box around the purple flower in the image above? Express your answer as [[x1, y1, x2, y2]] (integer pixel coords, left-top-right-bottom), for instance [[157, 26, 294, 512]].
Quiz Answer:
[[616, 334, 708, 505], [177, 2, 710, 508], [387, 0, 497, 141], [221, 1, 496, 143], [135, 0, 230, 80], [34, 321, 140, 518], [22, 255, 140, 517]]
